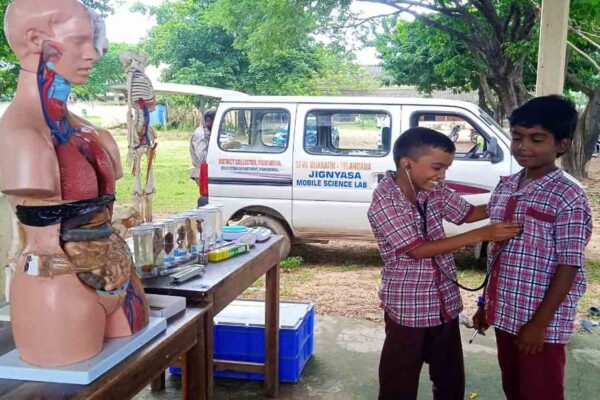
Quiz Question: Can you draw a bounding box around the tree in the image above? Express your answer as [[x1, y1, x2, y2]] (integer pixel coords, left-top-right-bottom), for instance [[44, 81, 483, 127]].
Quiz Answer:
[[364, 0, 538, 117], [139, 0, 374, 96], [0, 0, 18, 99], [370, 0, 600, 179], [72, 42, 137, 100], [561, 0, 600, 178], [375, 17, 496, 113], [0, 0, 114, 99], [138, 1, 250, 91]]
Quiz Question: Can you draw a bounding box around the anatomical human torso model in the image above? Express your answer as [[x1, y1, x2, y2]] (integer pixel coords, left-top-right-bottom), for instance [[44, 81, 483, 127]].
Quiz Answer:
[[0, 0, 148, 367]]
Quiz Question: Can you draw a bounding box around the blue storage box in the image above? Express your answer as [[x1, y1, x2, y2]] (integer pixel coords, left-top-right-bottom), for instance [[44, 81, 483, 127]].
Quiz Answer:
[[170, 300, 314, 383]]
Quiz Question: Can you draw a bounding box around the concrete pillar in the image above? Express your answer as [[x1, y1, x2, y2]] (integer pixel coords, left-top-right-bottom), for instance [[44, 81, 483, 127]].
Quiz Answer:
[[536, 0, 570, 96]]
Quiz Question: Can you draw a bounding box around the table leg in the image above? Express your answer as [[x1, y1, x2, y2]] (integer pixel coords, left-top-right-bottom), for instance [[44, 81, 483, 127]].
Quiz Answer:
[[265, 263, 280, 398], [184, 311, 208, 400], [150, 372, 165, 391], [205, 305, 214, 400]]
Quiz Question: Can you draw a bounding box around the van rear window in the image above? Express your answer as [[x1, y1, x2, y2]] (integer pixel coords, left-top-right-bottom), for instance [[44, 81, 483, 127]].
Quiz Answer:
[[304, 110, 391, 157], [218, 108, 290, 153]]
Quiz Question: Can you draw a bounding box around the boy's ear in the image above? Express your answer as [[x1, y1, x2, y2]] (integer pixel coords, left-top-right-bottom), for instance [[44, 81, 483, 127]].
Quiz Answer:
[[557, 138, 571, 155]]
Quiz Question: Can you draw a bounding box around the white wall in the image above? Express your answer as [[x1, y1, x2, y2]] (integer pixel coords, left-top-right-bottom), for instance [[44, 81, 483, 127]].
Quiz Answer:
[[0, 101, 128, 128]]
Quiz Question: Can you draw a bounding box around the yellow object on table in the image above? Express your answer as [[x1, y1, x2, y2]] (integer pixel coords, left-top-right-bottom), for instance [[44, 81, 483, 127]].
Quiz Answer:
[[208, 243, 250, 262]]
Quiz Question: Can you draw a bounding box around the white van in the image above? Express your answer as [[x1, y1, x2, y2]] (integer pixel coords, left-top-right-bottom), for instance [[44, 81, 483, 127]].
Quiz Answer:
[[203, 96, 519, 256]]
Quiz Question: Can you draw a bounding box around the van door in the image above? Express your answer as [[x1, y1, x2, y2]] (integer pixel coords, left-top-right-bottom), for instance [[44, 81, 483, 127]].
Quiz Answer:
[[402, 105, 512, 233], [292, 104, 399, 239], [208, 103, 296, 222]]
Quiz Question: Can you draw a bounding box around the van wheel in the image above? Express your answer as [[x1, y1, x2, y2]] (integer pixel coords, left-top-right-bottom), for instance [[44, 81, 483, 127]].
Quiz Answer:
[[239, 215, 291, 258]]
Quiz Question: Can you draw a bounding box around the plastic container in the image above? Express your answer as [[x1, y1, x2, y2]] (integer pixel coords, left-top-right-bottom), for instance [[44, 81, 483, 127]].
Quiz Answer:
[[215, 301, 314, 383], [131, 225, 158, 278], [222, 226, 250, 241], [169, 300, 314, 383], [155, 218, 177, 267]]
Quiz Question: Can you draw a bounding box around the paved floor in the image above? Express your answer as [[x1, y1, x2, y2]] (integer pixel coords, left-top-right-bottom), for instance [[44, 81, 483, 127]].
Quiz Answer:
[[135, 315, 600, 399]]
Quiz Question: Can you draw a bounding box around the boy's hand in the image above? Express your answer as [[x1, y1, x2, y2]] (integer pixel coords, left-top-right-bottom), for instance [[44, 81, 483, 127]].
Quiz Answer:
[[515, 321, 546, 354], [477, 222, 522, 242], [472, 306, 489, 334]]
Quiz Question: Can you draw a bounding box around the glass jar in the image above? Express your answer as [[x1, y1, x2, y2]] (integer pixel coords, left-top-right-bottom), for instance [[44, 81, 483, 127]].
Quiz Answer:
[[181, 212, 199, 255], [187, 209, 209, 256], [202, 205, 222, 246], [198, 206, 218, 249], [131, 225, 158, 278], [155, 218, 177, 267], [170, 215, 190, 262], [209, 203, 225, 243], [141, 221, 165, 270]]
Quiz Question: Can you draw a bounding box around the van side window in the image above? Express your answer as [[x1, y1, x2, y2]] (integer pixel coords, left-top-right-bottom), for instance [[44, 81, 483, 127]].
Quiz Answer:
[[412, 113, 493, 161], [218, 108, 291, 153], [304, 110, 391, 157]]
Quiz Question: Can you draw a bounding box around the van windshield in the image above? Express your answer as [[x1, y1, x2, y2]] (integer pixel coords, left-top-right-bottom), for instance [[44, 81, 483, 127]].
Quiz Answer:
[[478, 108, 510, 141]]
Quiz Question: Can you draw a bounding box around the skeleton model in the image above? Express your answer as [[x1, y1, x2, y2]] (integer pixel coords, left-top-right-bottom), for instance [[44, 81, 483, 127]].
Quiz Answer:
[[119, 50, 157, 222]]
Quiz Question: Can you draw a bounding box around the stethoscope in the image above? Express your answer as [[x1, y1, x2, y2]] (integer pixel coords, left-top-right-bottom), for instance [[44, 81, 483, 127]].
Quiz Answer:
[[407, 167, 507, 292]]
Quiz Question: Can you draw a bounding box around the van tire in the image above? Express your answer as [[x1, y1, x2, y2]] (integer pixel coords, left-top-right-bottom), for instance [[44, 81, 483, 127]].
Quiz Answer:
[[239, 215, 291, 258]]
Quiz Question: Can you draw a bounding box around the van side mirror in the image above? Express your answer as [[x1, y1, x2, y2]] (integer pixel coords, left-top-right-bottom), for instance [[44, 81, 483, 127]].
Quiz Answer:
[[488, 137, 503, 164]]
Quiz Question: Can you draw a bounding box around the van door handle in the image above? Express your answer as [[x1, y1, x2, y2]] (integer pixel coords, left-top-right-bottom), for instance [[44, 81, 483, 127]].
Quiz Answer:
[[372, 173, 385, 189]]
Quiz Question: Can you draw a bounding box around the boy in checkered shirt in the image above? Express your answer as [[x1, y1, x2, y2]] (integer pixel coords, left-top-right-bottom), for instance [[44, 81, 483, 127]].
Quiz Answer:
[[368, 127, 521, 400], [473, 96, 593, 400]]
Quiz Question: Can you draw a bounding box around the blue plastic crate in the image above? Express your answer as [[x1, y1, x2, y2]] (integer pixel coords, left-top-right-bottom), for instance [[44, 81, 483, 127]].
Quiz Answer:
[[170, 300, 314, 383]]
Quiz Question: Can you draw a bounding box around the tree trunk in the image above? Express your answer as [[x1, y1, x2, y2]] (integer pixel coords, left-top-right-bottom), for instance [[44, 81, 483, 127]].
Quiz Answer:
[[563, 86, 600, 179], [493, 72, 531, 117]]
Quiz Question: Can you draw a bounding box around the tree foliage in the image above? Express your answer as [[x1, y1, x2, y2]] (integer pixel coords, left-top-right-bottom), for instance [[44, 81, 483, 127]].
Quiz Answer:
[[366, 0, 538, 116], [72, 42, 137, 100], [139, 0, 374, 96], [206, 0, 351, 64], [369, 0, 600, 178]]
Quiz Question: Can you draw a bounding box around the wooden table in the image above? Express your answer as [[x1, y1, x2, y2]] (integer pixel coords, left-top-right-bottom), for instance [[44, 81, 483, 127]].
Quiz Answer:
[[0, 306, 209, 399], [143, 235, 285, 398]]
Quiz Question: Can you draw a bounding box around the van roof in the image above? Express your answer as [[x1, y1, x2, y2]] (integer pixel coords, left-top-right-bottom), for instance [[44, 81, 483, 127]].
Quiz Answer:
[[219, 95, 481, 110]]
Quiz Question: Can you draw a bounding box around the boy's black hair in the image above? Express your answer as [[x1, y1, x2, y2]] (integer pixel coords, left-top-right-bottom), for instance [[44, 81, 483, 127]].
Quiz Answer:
[[393, 127, 456, 168], [509, 95, 578, 141], [204, 110, 216, 121]]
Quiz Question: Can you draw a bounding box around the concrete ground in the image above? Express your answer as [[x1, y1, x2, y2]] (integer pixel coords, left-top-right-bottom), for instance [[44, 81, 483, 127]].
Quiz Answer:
[[135, 315, 600, 400]]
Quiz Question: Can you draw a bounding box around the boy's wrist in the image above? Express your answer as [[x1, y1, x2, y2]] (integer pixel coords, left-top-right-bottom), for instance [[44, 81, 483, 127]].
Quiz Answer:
[[471, 227, 484, 243]]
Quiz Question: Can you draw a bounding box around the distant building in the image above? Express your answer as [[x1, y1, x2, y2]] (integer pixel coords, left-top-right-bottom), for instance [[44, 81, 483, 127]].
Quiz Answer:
[[342, 65, 479, 104]]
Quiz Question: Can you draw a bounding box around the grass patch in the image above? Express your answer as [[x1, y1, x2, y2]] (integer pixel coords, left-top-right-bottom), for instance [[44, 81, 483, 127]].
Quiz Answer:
[[280, 256, 306, 270], [338, 262, 370, 272], [579, 261, 600, 318], [587, 260, 600, 282], [114, 136, 199, 215]]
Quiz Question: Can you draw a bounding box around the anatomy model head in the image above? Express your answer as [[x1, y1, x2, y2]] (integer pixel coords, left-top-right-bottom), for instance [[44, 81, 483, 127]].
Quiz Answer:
[[4, 0, 107, 85]]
